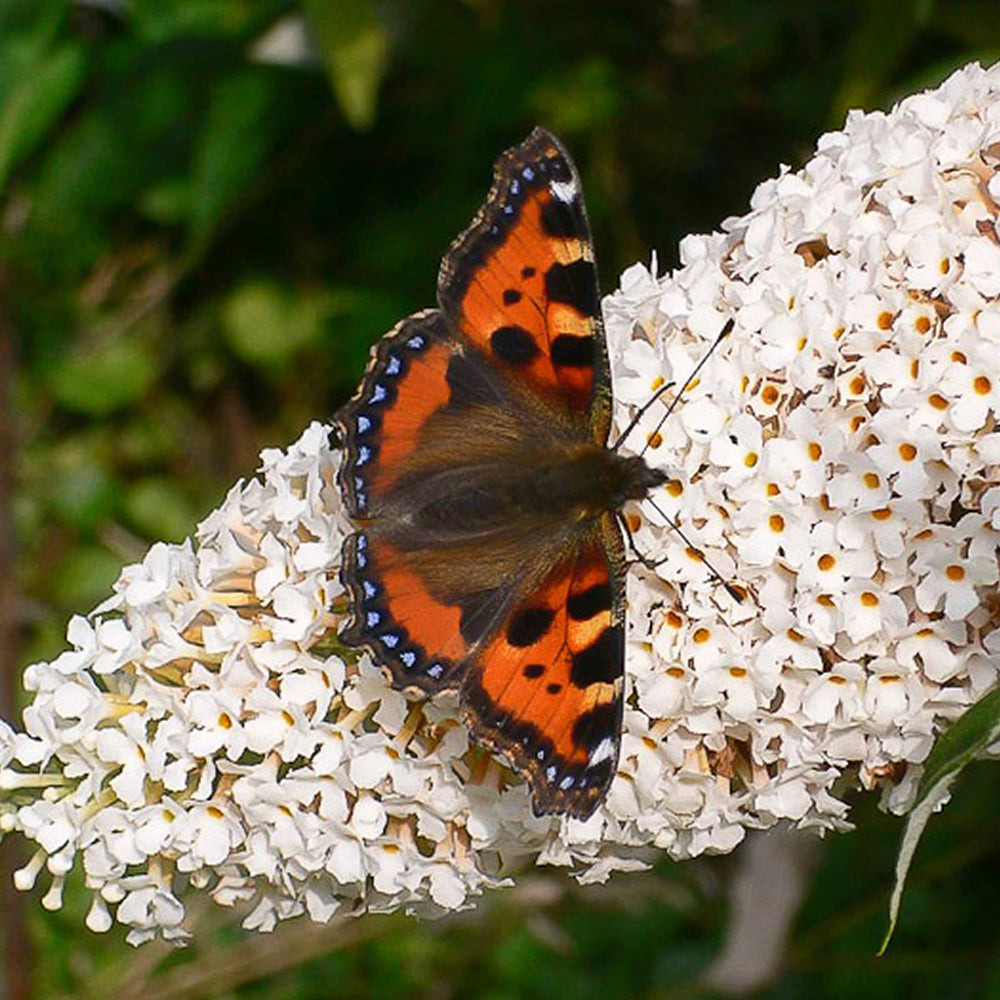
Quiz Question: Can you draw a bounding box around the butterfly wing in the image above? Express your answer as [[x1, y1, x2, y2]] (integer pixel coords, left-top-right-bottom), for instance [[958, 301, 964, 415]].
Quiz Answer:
[[438, 127, 612, 444], [462, 515, 626, 819]]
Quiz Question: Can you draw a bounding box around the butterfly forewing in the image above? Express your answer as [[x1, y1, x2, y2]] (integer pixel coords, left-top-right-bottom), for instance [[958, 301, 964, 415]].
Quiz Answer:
[[437, 127, 613, 443]]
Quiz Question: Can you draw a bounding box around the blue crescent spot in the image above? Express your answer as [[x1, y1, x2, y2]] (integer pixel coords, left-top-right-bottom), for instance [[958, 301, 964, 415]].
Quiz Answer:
[[510, 178, 520, 195], [357, 415, 371, 433], [503, 204, 514, 215], [400, 650, 416, 668], [385, 355, 401, 376], [357, 445, 371, 465], [545, 765, 558, 783], [366, 610, 381, 628], [356, 534, 367, 550], [407, 335, 425, 350], [522, 166, 535, 181], [356, 553, 367, 567], [559, 775, 575, 791], [427, 662, 444, 679], [371, 385, 387, 403], [489, 225, 499, 236], [363, 580, 378, 599], [536, 748, 546, 761], [381, 632, 399, 648], [356, 493, 366, 509]]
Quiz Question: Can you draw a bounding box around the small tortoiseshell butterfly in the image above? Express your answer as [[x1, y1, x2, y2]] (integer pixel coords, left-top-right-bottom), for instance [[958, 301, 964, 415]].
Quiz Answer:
[[336, 128, 666, 819]]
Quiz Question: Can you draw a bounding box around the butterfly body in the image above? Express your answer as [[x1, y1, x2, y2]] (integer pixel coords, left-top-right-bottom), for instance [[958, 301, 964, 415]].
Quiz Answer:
[[337, 129, 665, 819]]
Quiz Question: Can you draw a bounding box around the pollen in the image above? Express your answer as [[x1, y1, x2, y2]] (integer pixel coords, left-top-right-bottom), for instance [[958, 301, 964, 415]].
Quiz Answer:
[[665, 610, 683, 628], [829, 675, 847, 685], [693, 628, 711, 643], [818, 553, 836, 571], [207, 806, 224, 819], [797, 337, 807, 351], [647, 430, 663, 449], [744, 451, 759, 468], [667, 666, 685, 678], [877, 311, 894, 330], [728, 666, 748, 678], [850, 414, 865, 432], [928, 393, 949, 410], [946, 564, 965, 581], [218, 713, 232, 730], [761, 385, 779, 405], [898, 442, 917, 461], [974, 375, 992, 395], [807, 441, 822, 460], [863, 472, 880, 489], [787, 628, 804, 642], [766, 482, 779, 497], [667, 479, 684, 497], [910, 359, 919, 379], [833, 325, 845, 340], [951, 350, 967, 363], [627, 512, 642, 532], [282, 710, 294, 726], [871, 507, 892, 521], [914, 315, 931, 333], [686, 547, 704, 562], [939, 257, 950, 274], [769, 514, 785, 532], [878, 674, 901, 684], [817, 594, 836, 607], [650, 375, 665, 391], [849, 375, 866, 395], [860, 591, 879, 607], [916, 627, 935, 637]]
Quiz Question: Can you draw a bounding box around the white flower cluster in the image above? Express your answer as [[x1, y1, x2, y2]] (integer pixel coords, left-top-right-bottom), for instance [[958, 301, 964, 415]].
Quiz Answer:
[[3, 61, 1000, 944]]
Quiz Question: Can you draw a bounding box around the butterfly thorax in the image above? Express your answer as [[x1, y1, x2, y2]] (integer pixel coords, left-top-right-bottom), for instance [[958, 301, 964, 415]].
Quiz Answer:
[[388, 445, 665, 540]]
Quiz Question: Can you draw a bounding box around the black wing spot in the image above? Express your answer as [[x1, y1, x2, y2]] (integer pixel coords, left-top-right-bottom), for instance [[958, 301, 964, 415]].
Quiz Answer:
[[567, 581, 613, 621], [491, 325, 540, 366], [571, 700, 619, 750], [523, 663, 545, 679], [546, 682, 563, 695], [545, 260, 599, 318], [551, 334, 595, 369], [502, 288, 522, 305], [507, 606, 556, 647], [540, 199, 580, 238], [521, 266, 536, 278], [570, 625, 621, 687]]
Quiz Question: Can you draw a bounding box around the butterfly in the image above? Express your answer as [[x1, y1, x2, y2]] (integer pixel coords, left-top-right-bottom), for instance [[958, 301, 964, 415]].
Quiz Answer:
[[335, 128, 667, 820]]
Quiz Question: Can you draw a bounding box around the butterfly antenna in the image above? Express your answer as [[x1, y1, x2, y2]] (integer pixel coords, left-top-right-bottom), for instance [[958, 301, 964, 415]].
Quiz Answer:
[[612, 379, 675, 452], [643, 494, 745, 604], [637, 318, 734, 459]]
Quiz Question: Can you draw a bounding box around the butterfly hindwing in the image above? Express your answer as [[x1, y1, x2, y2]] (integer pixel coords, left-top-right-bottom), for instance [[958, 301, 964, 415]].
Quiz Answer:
[[437, 127, 612, 442], [461, 516, 626, 819]]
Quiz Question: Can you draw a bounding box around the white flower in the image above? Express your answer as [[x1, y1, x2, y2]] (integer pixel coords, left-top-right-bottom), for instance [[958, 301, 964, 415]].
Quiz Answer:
[[5, 62, 1000, 944]]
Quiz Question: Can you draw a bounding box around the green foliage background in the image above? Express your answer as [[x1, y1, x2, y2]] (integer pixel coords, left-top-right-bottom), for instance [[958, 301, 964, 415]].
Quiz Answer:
[[2, 1, 1000, 997]]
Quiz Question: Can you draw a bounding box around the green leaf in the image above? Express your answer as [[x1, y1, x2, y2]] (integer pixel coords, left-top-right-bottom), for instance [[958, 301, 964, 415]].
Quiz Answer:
[[220, 279, 329, 366], [187, 71, 277, 254], [879, 684, 1000, 955], [47, 339, 158, 417], [302, 0, 389, 131], [123, 478, 200, 543], [0, 36, 86, 192]]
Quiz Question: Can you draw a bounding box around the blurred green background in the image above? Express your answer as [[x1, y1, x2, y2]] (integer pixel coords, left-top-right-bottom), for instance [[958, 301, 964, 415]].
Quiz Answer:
[[2, 1, 1000, 997]]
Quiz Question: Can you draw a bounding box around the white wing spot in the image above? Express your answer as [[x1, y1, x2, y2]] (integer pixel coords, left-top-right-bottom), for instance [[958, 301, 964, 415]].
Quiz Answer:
[[550, 179, 578, 204], [588, 737, 616, 767]]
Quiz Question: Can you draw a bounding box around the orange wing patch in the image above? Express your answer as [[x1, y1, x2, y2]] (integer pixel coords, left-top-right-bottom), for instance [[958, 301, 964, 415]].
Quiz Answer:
[[461, 537, 624, 819], [438, 128, 609, 431], [340, 532, 469, 693], [336, 309, 458, 516]]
